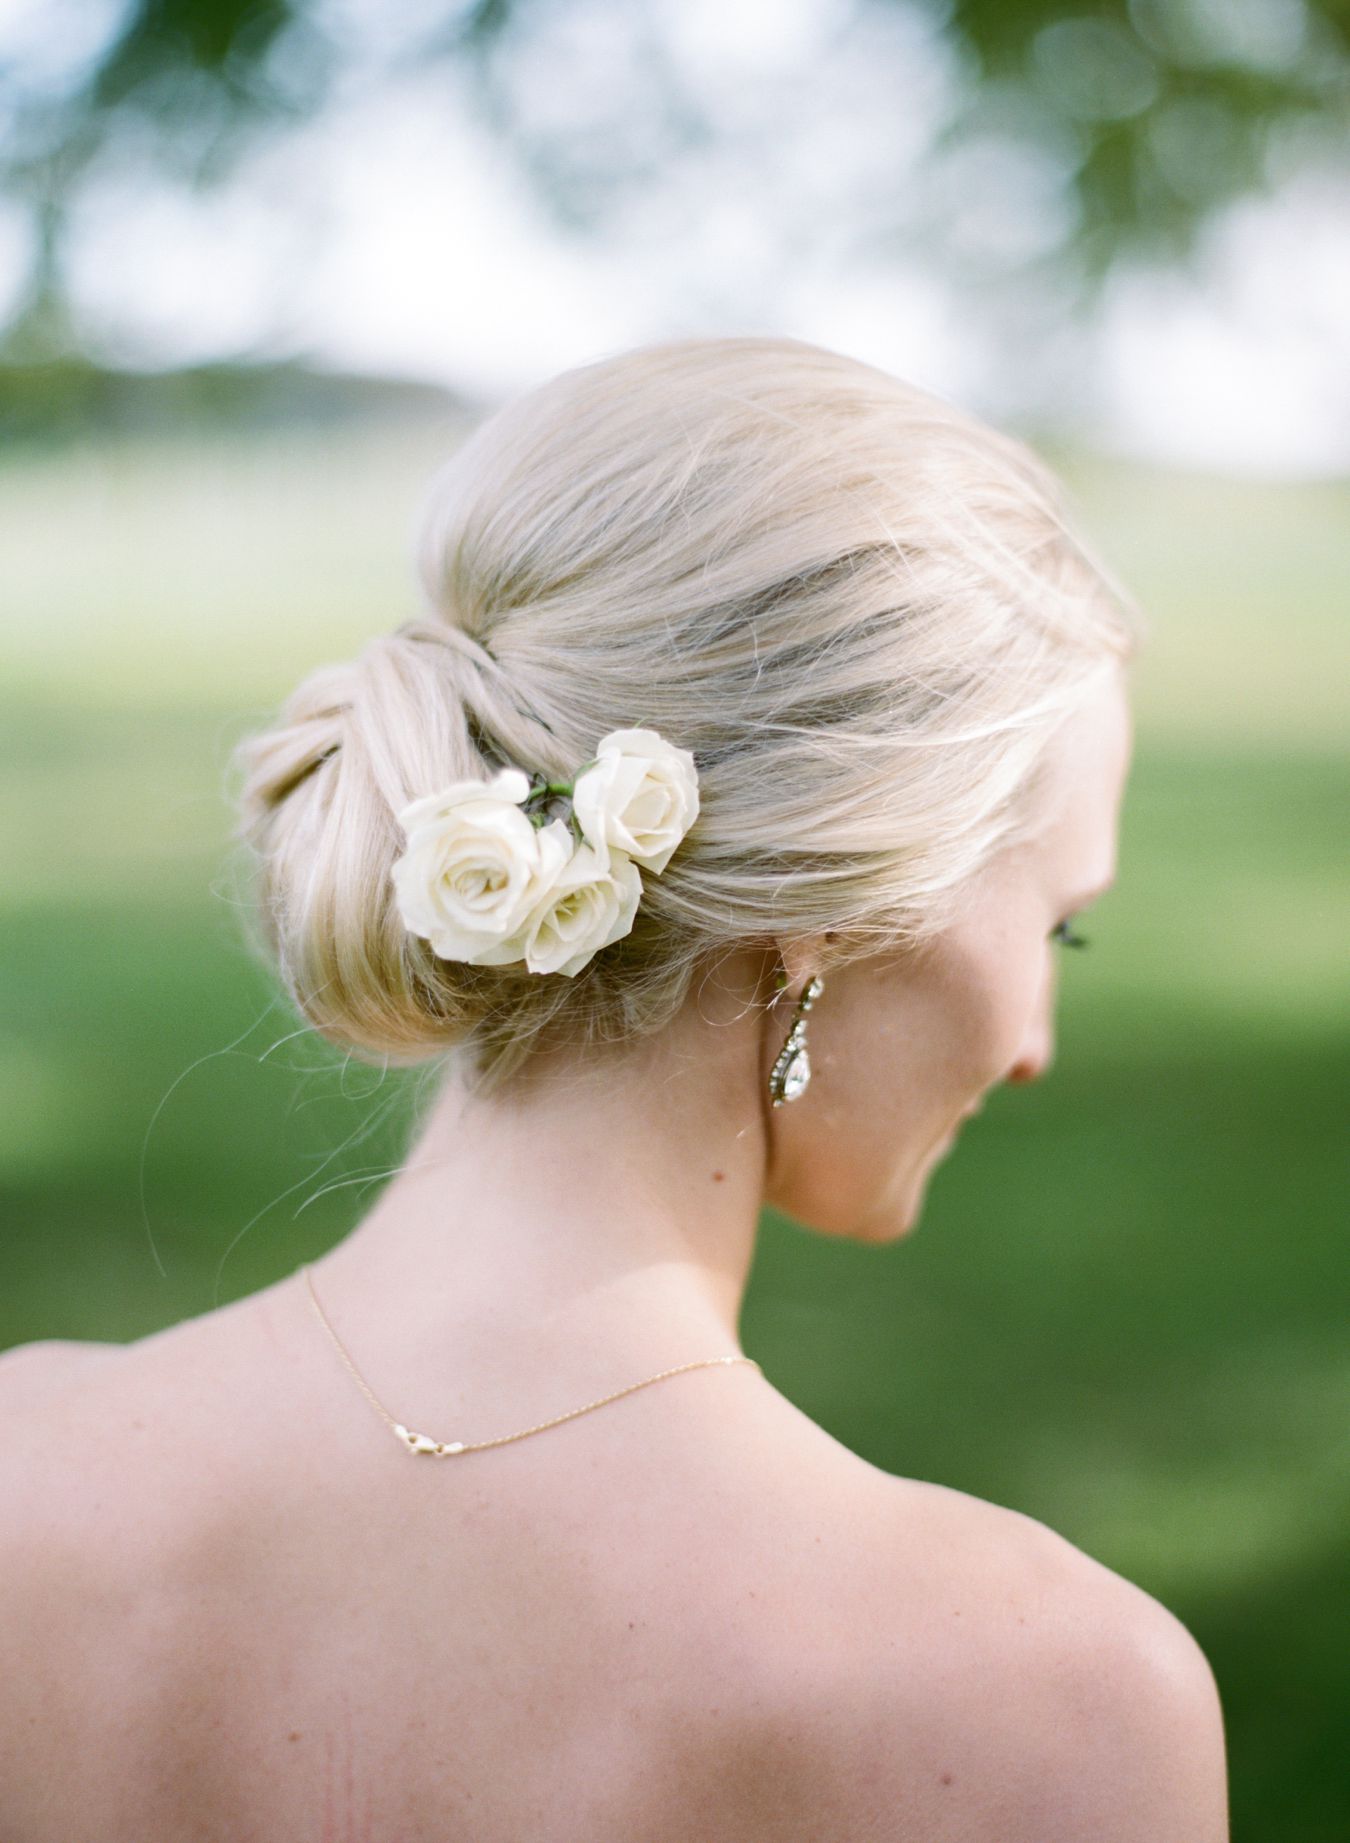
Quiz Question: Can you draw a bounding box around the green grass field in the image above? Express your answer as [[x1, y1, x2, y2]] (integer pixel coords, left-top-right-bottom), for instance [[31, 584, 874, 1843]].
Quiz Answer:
[[2, 419, 1347, 1838]]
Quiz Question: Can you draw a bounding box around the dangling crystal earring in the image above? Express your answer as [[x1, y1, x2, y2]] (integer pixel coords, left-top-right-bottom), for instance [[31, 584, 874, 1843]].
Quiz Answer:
[[767, 972, 824, 1106]]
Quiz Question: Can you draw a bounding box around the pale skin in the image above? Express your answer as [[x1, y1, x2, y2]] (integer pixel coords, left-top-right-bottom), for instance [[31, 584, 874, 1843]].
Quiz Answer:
[[0, 669, 1229, 1840]]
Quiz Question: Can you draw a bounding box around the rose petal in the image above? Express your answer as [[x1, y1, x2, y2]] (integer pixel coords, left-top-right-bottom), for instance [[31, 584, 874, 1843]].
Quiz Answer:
[[521, 845, 643, 976]]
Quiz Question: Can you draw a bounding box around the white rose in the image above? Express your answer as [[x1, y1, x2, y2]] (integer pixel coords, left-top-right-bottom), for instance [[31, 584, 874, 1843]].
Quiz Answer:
[[570, 728, 700, 875], [515, 842, 644, 977], [391, 768, 574, 965]]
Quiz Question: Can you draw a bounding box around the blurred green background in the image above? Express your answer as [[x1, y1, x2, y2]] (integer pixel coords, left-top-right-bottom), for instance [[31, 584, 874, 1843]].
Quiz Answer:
[[2, 414, 1346, 1835], [4, 1, 1349, 1837]]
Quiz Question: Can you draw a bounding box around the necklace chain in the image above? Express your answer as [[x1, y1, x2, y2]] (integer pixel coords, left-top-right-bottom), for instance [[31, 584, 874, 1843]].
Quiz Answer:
[[300, 1264, 761, 1458]]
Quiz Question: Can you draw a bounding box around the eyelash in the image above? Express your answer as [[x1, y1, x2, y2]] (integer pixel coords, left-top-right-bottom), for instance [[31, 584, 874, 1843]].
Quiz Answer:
[[1051, 918, 1090, 950]]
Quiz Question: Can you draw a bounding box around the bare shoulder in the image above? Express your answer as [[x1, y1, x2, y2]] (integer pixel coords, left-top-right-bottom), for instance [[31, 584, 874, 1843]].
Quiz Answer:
[[0, 1333, 155, 1637], [1013, 1567, 1230, 1843], [822, 1471, 1230, 1841], [0, 1341, 131, 1833], [968, 1532, 1229, 1842], [0, 1318, 252, 1838], [0, 1334, 129, 1606], [0, 1336, 124, 1408]]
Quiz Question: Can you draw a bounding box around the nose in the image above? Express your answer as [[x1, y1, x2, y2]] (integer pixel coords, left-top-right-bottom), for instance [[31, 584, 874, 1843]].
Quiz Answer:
[[1005, 1030, 1053, 1085], [1005, 975, 1056, 1086]]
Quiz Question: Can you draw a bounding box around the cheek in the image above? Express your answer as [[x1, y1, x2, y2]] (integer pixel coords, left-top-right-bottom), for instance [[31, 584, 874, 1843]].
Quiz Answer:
[[936, 939, 1046, 1091]]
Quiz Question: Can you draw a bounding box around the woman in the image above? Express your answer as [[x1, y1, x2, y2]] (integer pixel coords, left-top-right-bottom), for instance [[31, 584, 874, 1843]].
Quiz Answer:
[[0, 337, 1228, 1839]]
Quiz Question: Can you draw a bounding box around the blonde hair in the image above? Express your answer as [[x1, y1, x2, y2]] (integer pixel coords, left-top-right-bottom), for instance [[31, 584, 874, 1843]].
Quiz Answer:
[[228, 335, 1138, 1098]]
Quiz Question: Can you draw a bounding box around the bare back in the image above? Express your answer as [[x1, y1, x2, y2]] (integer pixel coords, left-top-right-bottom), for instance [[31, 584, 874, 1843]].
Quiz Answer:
[[0, 1279, 1223, 1841]]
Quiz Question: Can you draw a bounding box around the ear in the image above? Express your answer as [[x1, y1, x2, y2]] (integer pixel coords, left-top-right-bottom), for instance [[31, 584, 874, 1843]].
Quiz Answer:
[[771, 932, 837, 1001]]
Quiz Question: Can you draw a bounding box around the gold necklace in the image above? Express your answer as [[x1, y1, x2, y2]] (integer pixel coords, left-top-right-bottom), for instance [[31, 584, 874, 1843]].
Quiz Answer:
[[300, 1263, 762, 1458]]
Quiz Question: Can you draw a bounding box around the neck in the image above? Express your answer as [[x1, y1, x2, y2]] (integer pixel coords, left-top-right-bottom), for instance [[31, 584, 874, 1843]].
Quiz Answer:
[[314, 953, 777, 1385]]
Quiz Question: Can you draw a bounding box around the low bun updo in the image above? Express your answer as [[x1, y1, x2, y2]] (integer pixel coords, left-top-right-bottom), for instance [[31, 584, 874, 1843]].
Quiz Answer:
[[228, 335, 1138, 1099]]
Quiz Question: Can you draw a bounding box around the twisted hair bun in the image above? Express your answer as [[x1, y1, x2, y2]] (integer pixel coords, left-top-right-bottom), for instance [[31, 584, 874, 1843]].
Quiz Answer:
[[229, 335, 1137, 1098]]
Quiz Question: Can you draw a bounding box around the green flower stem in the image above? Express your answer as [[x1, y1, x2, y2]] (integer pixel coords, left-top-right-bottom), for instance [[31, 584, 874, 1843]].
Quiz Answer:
[[524, 760, 599, 801], [521, 761, 601, 834]]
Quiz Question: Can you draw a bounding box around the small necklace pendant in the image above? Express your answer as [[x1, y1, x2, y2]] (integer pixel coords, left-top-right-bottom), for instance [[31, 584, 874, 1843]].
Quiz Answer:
[[395, 1423, 466, 1456]]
